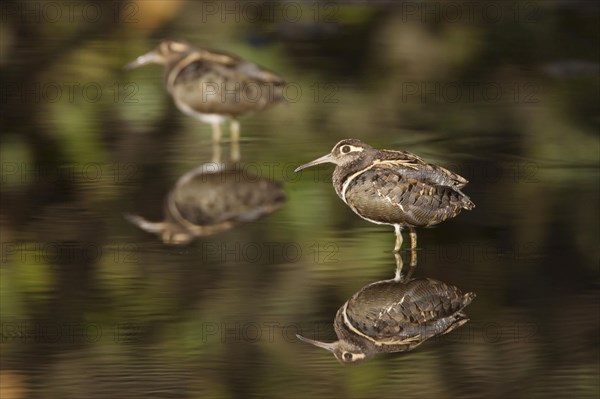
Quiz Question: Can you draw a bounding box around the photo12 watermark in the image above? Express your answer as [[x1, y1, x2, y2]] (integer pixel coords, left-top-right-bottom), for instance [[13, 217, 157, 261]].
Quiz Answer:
[[398, 1, 542, 24], [113, 240, 340, 265], [1, 80, 340, 105], [0, 1, 543, 26], [197, 1, 340, 24], [1, 240, 340, 266], [0, 320, 332, 345], [1, 81, 139, 105], [418, 241, 540, 265], [1, 162, 140, 185], [293, 160, 541, 185], [399, 81, 541, 104], [0, 1, 139, 24]]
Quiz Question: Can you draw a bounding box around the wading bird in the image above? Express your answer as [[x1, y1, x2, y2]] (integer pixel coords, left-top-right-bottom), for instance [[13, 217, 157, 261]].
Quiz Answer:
[[124, 39, 285, 144], [294, 139, 474, 253]]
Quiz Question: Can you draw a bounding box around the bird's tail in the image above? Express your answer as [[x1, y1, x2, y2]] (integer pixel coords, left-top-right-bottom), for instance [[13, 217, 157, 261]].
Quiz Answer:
[[463, 197, 475, 210]]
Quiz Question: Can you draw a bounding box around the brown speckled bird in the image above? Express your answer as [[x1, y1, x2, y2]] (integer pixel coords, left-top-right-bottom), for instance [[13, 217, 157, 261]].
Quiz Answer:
[[126, 163, 286, 244], [124, 39, 285, 143], [294, 139, 475, 252], [297, 277, 475, 364]]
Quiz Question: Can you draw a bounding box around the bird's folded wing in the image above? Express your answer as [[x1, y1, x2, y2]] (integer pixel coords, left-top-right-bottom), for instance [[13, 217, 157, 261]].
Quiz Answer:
[[345, 279, 472, 340], [377, 150, 469, 188]]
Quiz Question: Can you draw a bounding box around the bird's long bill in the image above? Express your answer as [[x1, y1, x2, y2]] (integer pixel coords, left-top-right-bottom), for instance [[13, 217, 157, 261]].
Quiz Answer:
[[294, 153, 335, 173], [123, 50, 162, 70], [124, 213, 165, 234], [296, 334, 338, 352]]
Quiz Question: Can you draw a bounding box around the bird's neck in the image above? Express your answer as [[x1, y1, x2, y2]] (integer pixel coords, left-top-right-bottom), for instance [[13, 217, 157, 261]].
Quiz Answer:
[[334, 306, 376, 354], [332, 151, 378, 198], [166, 50, 193, 68], [164, 51, 206, 94]]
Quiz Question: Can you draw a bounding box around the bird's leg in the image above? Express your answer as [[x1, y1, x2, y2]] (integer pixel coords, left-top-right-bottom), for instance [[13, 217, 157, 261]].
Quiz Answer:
[[404, 259, 417, 281], [230, 119, 240, 162], [231, 141, 240, 163], [211, 122, 222, 143], [393, 252, 404, 282], [211, 141, 222, 163], [394, 251, 416, 282], [408, 226, 417, 267], [230, 119, 240, 142], [408, 226, 417, 252], [393, 225, 403, 253], [409, 247, 417, 268]]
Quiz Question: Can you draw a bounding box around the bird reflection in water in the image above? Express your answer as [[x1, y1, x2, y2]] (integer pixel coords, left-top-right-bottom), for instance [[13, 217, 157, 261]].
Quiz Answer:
[[126, 162, 286, 245], [297, 253, 475, 364]]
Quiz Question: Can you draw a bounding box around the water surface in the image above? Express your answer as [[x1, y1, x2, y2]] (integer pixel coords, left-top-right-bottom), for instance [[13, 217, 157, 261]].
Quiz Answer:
[[1, 2, 599, 398]]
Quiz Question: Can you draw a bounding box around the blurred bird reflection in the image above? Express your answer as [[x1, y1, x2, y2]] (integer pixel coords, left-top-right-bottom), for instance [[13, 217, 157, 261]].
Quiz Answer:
[[126, 161, 286, 244]]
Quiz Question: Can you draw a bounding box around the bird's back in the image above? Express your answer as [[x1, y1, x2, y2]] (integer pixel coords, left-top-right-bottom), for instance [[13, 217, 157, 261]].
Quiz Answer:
[[343, 150, 474, 227], [167, 47, 285, 116], [168, 166, 285, 226], [378, 149, 469, 188]]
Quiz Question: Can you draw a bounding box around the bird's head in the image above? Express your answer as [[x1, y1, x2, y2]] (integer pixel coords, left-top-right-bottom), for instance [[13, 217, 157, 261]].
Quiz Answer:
[[294, 139, 374, 172], [296, 334, 370, 364], [124, 39, 191, 70]]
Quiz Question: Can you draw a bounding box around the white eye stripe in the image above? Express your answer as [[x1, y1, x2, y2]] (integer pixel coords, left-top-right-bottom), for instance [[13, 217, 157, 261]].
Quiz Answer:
[[163, 41, 188, 53], [342, 352, 366, 361], [340, 144, 364, 153], [169, 42, 188, 52]]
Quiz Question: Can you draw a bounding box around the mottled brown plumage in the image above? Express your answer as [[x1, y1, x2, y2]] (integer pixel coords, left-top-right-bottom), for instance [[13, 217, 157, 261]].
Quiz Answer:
[[124, 39, 285, 142], [297, 277, 475, 364], [126, 163, 286, 244], [294, 139, 475, 252]]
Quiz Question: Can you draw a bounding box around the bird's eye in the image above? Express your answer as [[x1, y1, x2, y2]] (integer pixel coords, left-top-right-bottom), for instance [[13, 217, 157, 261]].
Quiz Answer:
[[343, 352, 353, 361], [341, 145, 351, 154]]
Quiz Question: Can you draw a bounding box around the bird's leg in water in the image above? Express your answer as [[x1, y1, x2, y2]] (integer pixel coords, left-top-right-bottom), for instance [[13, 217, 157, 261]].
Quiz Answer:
[[230, 119, 240, 142], [230, 119, 240, 162], [394, 225, 403, 253], [211, 122, 222, 143], [394, 251, 416, 282], [211, 141, 222, 163], [408, 226, 417, 252]]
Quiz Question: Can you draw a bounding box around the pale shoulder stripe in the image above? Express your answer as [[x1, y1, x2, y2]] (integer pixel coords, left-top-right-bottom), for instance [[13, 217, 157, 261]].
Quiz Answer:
[[166, 53, 204, 93], [341, 164, 376, 203], [341, 302, 381, 346]]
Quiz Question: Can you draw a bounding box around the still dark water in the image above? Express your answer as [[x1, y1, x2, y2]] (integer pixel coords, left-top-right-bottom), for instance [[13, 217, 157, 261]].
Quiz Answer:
[[1, 2, 599, 398]]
